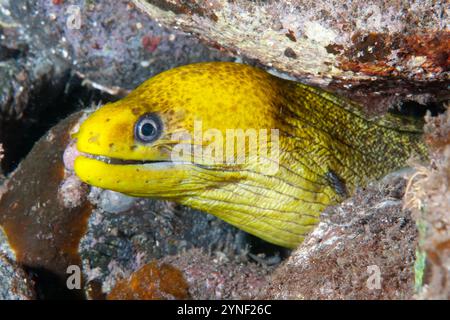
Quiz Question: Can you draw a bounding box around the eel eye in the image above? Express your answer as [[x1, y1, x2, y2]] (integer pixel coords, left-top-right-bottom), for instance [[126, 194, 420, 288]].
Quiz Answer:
[[134, 113, 163, 143]]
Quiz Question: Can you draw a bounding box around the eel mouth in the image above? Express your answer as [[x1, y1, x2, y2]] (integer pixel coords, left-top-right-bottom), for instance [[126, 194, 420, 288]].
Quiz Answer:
[[82, 153, 172, 166], [76, 151, 242, 172]]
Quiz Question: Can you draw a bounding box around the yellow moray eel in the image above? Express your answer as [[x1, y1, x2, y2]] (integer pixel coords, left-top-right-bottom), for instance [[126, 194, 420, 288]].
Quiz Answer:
[[74, 62, 427, 248]]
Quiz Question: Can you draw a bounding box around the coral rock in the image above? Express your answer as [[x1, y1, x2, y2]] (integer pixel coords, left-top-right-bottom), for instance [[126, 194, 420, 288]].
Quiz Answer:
[[107, 261, 189, 300]]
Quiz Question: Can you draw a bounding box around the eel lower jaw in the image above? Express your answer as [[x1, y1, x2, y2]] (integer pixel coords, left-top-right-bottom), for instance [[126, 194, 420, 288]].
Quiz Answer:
[[73, 154, 199, 198]]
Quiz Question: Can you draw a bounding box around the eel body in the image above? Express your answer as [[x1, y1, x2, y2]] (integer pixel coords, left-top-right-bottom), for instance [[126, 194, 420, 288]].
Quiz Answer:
[[74, 62, 426, 248]]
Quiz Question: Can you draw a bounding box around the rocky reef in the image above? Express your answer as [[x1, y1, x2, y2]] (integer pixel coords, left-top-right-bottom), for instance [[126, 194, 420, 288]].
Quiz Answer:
[[0, 0, 448, 300]]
